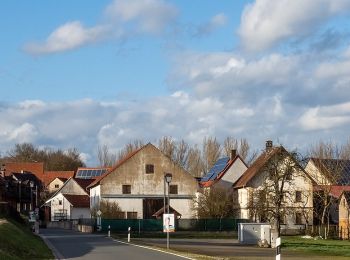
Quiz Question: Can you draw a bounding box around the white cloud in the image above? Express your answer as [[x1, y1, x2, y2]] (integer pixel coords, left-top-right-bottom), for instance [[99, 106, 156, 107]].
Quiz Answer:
[[23, 0, 178, 55], [105, 0, 178, 34], [24, 21, 109, 55], [8, 123, 38, 142], [193, 13, 228, 37], [238, 0, 350, 52], [299, 102, 350, 130]]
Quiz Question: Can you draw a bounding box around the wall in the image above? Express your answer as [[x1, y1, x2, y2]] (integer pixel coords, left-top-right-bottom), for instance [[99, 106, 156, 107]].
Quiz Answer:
[[221, 158, 247, 186], [304, 161, 330, 185], [50, 193, 71, 221], [99, 144, 199, 218], [71, 207, 90, 219], [47, 179, 65, 194]]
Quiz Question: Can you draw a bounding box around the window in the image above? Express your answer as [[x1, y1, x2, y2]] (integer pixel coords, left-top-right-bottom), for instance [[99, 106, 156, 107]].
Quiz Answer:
[[295, 191, 302, 202], [122, 185, 131, 194], [59, 200, 62, 205], [55, 184, 59, 188], [169, 185, 178, 194], [295, 212, 303, 224], [285, 169, 293, 180], [127, 212, 137, 219], [145, 164, 154, 174]]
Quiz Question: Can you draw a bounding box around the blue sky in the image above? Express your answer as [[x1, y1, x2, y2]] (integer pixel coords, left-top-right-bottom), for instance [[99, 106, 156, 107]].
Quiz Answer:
[[1, 0, 350, 165]]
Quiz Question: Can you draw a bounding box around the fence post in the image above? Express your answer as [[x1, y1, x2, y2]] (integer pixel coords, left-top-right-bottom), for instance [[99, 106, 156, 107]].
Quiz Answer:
[[138, 219, 141, 234], [108, 225, 110, 237], [128, 227, 131, 242]]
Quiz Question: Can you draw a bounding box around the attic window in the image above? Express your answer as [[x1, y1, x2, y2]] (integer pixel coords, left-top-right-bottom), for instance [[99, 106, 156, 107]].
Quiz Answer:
[[169, 185, 178, 194], [295, 191, 302, 202], [55, 184, 59, 188], [122, 185, 131, 194], [145, 164, 154, 174]]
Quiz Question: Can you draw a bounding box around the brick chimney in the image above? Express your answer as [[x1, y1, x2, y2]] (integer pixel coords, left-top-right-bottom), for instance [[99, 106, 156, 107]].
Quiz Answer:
[[230, 149, 237, 160], [266, 140, 273, 151]]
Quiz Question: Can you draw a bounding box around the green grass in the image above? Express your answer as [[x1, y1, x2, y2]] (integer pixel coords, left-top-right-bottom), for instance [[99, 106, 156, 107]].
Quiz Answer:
[[282, 236, 350, 257], [0, 218, 53, 259]]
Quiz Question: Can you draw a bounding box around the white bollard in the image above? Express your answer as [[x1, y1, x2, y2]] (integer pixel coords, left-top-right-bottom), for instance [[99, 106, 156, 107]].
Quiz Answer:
[[128, 227, 131, 242], [108, 225, 111, 237], [276, 237, 281, 260]]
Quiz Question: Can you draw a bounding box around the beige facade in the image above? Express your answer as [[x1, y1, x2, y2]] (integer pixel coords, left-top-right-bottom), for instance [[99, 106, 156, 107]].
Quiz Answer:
[[339, 193, 350, 239], [89, 143, 199, 219], [47, 178, 66, 194]]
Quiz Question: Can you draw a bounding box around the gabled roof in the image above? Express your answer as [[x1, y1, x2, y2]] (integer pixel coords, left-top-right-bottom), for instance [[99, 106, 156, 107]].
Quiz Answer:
[[43, 171, 75, 186], [86, 145, 144, 189], [309, 158, 350, 185], [314, 185, 350, 199], [11, 172, 41, 186], [234, 146, 311, 189], [152, 205, 181, 218], [200, 154, 247, 187], [63, 194, 90, 208]]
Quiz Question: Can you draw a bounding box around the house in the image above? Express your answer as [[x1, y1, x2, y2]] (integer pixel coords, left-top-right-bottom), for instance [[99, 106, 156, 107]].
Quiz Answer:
[[305, 158, 350, 225], [200, 149, 248, 189], [42, 171, 75, 186], [339, 191, 350, 239], [88, 143, 199, 219], [44, 178, 94, 221], [47, 177, 68, 194], [233, 141, 314, 230]]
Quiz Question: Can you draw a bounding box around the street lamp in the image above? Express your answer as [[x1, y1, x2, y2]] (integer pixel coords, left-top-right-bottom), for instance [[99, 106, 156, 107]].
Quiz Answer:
[[30, 181, 34, 211], [164, 173, 172, 249], [18, 180, 22, 212]]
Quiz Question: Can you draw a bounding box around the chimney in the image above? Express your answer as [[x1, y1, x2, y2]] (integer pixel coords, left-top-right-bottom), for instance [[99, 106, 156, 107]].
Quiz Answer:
[[266, 140, 273, 151], [230, 149, 237, 160]]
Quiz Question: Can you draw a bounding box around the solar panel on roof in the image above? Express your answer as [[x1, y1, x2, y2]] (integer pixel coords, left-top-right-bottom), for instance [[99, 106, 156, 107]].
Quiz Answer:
[[201, 157, 229, 182]]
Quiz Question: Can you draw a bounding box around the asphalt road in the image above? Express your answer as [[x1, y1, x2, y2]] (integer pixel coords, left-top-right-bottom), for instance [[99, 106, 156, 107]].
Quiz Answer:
[[40, 228, 189, 260]]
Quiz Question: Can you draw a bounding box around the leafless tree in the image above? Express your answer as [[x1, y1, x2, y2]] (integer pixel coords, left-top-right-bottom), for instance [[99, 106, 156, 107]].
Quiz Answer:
[[202, 137, 221, 174], [223, 137, 258, 165], [91, 199, 124, 219], [186, 146, 203, 177], [193, 186, 234, 219], [97, 144, 117, 167], [117, 139, 144, 161]]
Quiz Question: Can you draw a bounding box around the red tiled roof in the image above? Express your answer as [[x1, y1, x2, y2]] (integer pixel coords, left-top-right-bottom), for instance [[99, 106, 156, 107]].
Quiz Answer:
[[4, 162, 44, 179], [63, 194, 90, 208], [86, 146, 143, 189], [314, 185, 350, 198], [74, 178, 96, 191], [43, 171, 75, 186]]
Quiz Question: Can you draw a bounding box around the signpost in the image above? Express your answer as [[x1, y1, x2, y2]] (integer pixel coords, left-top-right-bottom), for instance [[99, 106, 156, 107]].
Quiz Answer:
[[163, 214, 175, 233], [97, 210, 102, 231]]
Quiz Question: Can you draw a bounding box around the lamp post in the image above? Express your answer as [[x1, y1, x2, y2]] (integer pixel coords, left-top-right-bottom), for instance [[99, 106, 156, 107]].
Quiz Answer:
[[18, 180, 22, 212], [164, 173, 172, 249], [30, 181, 34, 211]]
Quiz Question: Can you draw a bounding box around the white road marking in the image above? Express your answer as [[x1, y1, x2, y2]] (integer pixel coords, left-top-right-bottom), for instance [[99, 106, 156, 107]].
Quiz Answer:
[[113, 239, 194, 260]]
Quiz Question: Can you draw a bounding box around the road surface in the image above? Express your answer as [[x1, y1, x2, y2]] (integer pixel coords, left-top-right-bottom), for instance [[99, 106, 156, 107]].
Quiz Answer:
[[40, 228, 189, 260]]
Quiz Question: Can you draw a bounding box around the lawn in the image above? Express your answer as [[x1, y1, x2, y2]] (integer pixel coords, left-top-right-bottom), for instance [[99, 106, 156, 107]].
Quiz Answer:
[[282, 236, 350, 257], [0, 218, 53, 259]]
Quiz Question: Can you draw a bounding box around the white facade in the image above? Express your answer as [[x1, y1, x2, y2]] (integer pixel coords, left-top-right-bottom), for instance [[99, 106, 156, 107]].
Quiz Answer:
[[220, 157, 247, 187]]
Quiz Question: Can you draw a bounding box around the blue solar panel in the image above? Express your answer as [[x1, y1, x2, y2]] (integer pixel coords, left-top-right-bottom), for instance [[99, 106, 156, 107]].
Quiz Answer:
[[75, 168, 109, 179], [201, 157, 229, 182], [320, 159, 350, 185]]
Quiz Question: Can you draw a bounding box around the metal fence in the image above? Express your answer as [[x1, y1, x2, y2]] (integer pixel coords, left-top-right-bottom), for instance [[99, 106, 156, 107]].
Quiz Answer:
[[100, 218, 249, 232]]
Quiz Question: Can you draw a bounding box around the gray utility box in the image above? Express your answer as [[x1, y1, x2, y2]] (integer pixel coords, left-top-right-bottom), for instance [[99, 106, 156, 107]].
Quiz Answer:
[[238, 223, 271, 245]]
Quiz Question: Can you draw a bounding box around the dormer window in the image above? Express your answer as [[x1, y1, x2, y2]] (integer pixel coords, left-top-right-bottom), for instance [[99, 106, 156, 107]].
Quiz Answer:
[[145, 164, 154, 174]]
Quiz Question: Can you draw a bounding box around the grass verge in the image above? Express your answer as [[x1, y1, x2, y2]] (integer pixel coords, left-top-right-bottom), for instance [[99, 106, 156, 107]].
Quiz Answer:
[[282, 236, 350, 257], [0, 218, 53, 259]]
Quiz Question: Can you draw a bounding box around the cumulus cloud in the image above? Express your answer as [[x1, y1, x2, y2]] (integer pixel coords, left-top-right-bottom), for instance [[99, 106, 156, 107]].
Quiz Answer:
[[23, 0, 178, 55], [105, 0, 178, 34], [193, 13, 228, 37], [299, 102, 350, 131], [24, 21, 109, 55], [238, 0, 350, 52]]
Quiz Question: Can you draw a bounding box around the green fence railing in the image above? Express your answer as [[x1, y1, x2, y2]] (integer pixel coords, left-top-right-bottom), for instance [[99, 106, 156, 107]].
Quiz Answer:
[[101, 218, 249, 232]]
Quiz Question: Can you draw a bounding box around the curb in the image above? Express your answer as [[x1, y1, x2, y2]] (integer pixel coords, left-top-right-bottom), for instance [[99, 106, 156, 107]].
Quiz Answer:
[[39, 233, 65, 260]]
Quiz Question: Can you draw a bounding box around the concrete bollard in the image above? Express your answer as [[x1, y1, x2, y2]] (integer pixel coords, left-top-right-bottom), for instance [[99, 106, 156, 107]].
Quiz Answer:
[[108, 225, 111, 237], [128, 227, 131, 242]]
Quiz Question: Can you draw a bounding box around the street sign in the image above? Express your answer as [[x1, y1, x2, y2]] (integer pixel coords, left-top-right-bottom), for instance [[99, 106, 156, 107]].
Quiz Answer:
[[163, 214, 175, 233], [29, 211, 36, 222], [97, 210, 102, 216]]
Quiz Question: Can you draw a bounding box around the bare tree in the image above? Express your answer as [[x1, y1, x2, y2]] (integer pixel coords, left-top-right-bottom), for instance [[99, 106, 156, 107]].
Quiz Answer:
[[186, 146, 203, 177], [223, 137, 258, 165], [193, 186, 234, 219], [97, 144, 117, 167], [158, 136, 176, 160], [174, 139, 189, 169], [308, 140, 350, 237], [202, 137, 221, 174], [250, 147, 305, 237], [117, 139, 144, 161], [91, 199, 124, 219]]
